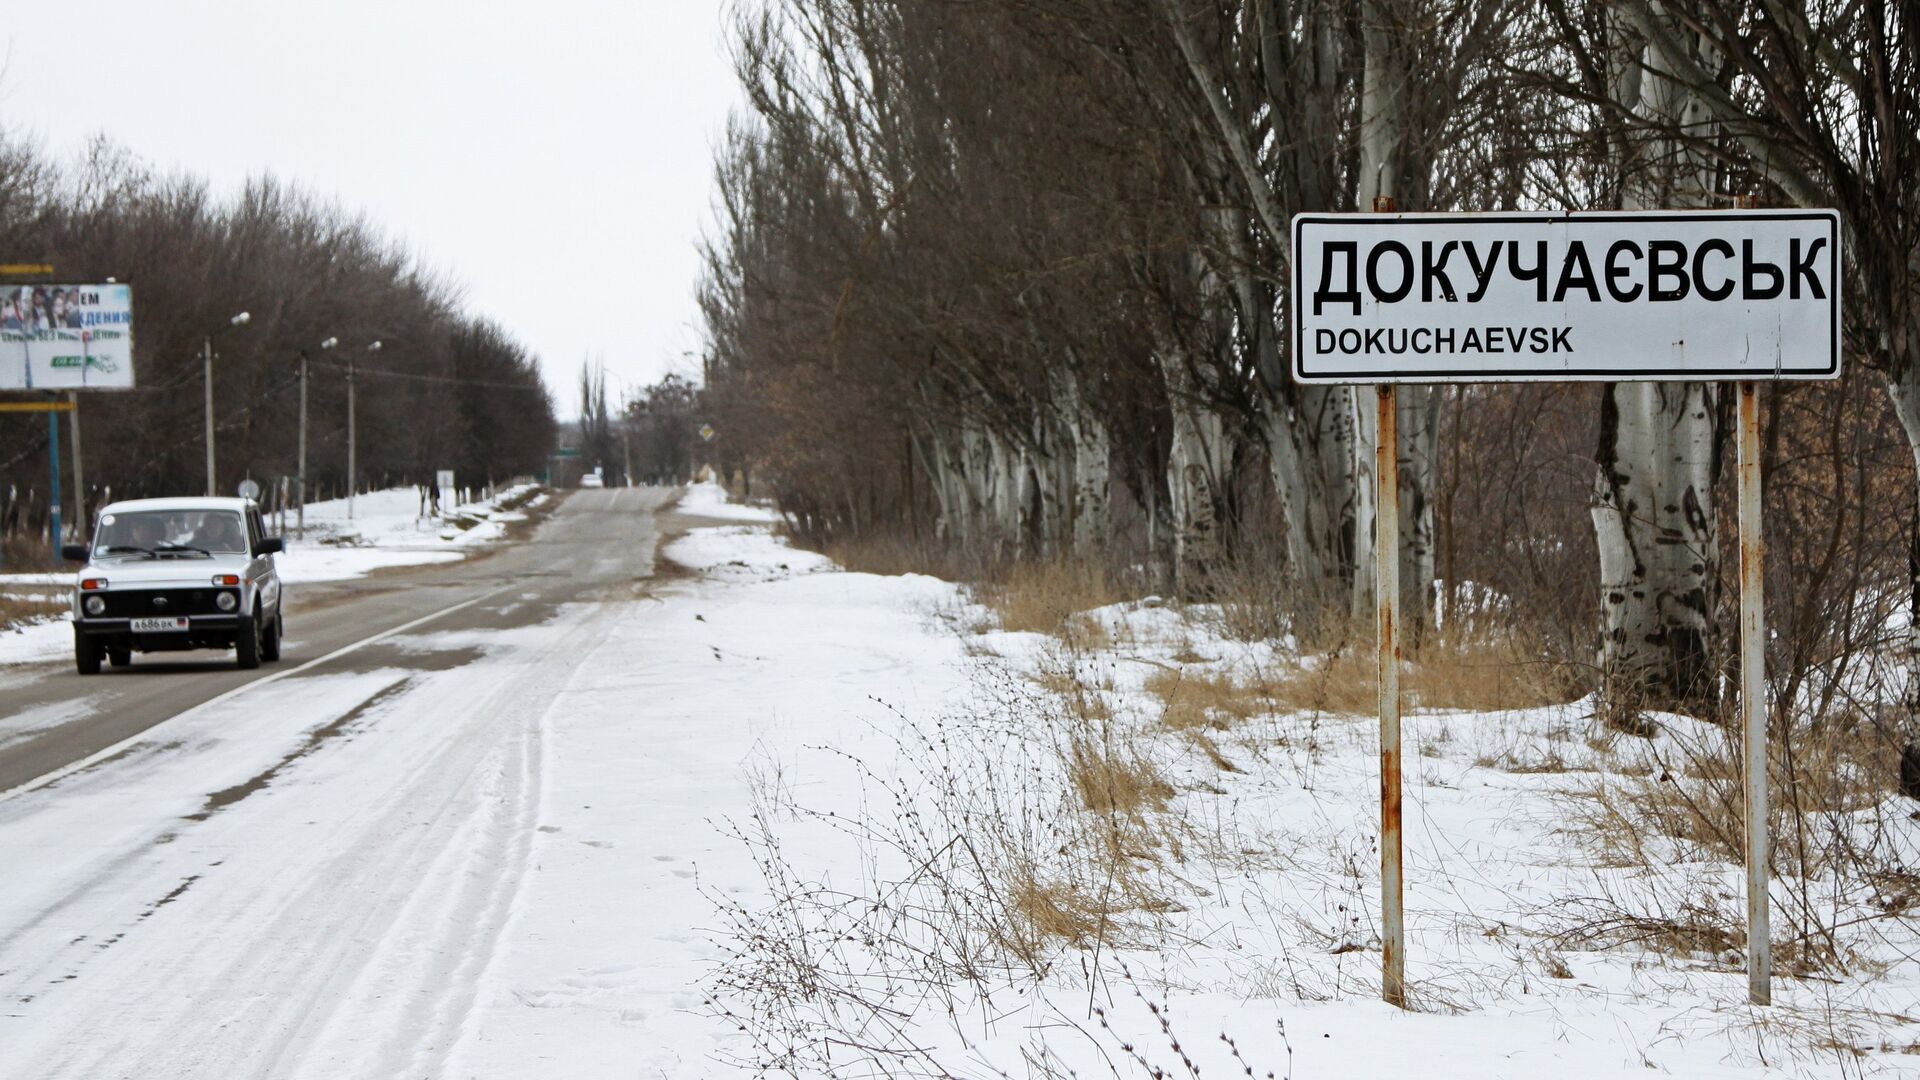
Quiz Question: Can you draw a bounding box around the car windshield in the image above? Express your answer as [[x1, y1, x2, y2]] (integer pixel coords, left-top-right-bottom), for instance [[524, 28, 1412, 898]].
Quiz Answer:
[[95, 509, 248, 556]]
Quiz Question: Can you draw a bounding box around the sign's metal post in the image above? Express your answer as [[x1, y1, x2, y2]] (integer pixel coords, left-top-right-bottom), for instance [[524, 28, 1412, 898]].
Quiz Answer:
[[68, 390, 84, 541], [1738, 380, 1771, 1005], [1366, 191, 1408, 1011], [1376, 380, 1405, 1009]]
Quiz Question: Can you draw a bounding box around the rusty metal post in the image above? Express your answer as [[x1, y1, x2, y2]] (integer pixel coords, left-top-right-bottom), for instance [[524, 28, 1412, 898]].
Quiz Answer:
[[1738, 380, 1771, 1005], [1376, 381, 1405, 1009]]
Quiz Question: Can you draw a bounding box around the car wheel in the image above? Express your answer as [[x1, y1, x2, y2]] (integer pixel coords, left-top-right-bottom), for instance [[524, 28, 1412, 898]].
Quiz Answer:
[[74, 626, 102, 676], [236, 611, 262, 670], [261, 608, 283, 662], [108, 646, 132, 668]]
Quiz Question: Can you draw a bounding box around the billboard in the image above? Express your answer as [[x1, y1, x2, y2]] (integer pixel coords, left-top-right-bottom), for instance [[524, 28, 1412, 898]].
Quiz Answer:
[[1291, 210, 1840, 383], [0, 283, 136, 389]]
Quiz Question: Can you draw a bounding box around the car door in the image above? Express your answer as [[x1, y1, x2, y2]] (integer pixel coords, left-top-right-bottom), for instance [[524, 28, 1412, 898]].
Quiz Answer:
[[246, 507, 281, 616]]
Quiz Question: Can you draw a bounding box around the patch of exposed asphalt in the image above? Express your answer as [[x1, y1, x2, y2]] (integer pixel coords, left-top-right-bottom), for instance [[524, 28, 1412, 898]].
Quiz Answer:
[[38, 739, 186, 793], [289, 642, 490, 677], [181, 678, 414, 823]]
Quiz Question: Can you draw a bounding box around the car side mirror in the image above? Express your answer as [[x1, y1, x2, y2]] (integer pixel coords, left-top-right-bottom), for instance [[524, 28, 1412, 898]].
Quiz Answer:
[[60, 544, 90, 562], [255, 537, 284, 557]]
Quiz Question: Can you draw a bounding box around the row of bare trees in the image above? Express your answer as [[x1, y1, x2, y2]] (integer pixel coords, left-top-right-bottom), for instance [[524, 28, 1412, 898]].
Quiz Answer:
[[0, 133, 556, 539], [701, 1, 1920, 788]]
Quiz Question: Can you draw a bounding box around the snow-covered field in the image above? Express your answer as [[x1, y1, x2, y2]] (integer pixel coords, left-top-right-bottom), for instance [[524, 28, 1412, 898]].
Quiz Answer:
[[5, 484, 1917, 1076]]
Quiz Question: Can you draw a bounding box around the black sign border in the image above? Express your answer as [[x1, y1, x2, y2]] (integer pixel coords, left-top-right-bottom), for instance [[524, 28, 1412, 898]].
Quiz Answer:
[[1289, 210, 1842, 384]]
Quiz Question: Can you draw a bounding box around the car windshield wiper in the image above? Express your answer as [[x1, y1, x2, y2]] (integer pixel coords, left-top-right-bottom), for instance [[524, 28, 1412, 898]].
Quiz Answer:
[[154, 542, 211, 556]]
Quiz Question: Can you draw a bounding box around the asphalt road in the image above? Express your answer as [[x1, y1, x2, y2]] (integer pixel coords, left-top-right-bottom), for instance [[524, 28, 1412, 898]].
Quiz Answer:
[[0, 486, 681, 795]]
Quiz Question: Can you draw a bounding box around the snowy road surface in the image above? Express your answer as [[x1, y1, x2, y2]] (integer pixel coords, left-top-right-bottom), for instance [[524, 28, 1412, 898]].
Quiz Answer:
[[0, 485, 819, 1076], [0, 487, 619, 792]]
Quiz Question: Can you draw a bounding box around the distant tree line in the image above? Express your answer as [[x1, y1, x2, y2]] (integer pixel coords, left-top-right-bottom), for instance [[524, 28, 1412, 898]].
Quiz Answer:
[[0, 132, 556, 536], [701, 2, 1920, 787]]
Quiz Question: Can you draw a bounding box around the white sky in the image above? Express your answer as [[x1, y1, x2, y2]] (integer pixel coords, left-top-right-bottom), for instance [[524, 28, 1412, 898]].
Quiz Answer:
[[0, 0, 741, 414]]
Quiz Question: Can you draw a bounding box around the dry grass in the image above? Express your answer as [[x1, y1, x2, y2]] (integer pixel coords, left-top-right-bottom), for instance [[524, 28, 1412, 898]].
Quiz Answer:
[[1143, 667, 1272, 730], [1000, 871, 1133, 957], [1253, 638, 1576, 719], [1067, 737, 1173, 813], [1411, 640, 1580, 710], [1577, 709, 1903, 877], [0, 593, 64, 632], [812, 531, 963, 578], [975, 559, 1123, 639]]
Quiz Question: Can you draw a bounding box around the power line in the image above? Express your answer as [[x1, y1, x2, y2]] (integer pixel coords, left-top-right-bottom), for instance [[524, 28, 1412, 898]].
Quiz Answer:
[[304, 358, 549, 393]]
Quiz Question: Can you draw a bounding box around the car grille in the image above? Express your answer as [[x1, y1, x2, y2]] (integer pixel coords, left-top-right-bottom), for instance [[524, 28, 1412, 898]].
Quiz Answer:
[[97, 588, 236, 618]]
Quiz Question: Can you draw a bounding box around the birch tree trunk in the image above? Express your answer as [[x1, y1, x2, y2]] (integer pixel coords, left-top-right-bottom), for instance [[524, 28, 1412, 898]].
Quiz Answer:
[[1260, 384, 1356, 626], [1352, 0, 1439, 641], [1592, 382, 1721, 721], [1054, 371, 1111, 559], [1158, 344, 1230, 599], [1883, 368, 1920, 796], [1592, 6, 1723, 725]]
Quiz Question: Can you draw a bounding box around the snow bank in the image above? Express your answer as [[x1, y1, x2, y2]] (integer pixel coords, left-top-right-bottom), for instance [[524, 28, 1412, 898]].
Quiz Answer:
[[0, 616, 70, 667], [276, 483, 546, 583], [675, 480, 778, 522]]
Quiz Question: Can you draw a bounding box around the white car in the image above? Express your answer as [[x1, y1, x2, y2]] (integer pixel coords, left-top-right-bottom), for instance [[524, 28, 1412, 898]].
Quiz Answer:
[[580, 472, 605, 488], [64, 497, 286, 674]]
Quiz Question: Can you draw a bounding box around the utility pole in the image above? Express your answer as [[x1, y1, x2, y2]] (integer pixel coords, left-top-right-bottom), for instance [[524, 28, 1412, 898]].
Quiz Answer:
[[307, 338, 336, 535], [203, 312, 250, 497], [298, 350, 309, 536], [203, 335, 215, 496], [347, 356, 357, 521], [350, 340, 380, 521]]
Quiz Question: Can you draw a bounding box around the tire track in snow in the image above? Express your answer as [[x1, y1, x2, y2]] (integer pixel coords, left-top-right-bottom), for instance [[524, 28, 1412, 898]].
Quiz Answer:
[[0, 600, 617, 1078]]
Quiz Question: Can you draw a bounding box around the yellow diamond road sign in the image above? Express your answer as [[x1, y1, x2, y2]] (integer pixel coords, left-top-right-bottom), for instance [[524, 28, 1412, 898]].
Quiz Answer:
[[698, 423, 716, 442]]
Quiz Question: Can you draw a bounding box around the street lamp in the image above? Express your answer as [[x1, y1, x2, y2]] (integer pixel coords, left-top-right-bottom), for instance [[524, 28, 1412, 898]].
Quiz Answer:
[[297, 337, 339, 536], [348, 340, 380, 521], [204, 311, 251, 496]]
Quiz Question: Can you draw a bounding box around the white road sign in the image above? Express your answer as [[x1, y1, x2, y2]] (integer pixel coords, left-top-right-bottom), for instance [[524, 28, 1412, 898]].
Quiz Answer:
[[0, 283, 136, 389], [1291, 211, 1840, 383]]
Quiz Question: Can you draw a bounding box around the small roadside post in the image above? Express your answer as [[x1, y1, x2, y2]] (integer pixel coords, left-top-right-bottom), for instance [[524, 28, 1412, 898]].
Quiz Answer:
[[1291, 207, 1839, 1009]]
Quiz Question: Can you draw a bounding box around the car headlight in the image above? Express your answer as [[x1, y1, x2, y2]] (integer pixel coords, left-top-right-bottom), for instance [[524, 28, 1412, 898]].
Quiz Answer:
[[216, 591, 239, 612], [83, 595, 105, 616]]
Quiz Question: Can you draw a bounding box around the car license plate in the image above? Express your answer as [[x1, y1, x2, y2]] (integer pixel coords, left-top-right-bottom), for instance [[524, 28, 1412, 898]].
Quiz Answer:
[[130, 617, 190, 632]]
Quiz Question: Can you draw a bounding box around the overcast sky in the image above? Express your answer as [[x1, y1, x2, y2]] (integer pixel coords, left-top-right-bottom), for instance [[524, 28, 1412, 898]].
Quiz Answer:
[[0, 0, 740, 414]]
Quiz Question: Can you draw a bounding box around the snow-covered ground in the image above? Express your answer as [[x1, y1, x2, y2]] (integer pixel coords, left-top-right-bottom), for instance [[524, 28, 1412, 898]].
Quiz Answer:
[[0, 488, 968, 1077], [675, 479, 778, 523], [5, 484, 1916, 1076], [276, 482, 548, 584]]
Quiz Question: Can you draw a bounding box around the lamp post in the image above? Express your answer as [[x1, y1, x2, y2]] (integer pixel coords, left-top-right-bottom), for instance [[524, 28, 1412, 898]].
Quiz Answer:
[[204, 311, 251, 496], [301, 336, 337, 536], [349, 340, 379, 520]]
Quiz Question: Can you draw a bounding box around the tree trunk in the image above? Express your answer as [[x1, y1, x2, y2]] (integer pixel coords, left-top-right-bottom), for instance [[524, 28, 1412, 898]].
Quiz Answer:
[[1593, 5, 1724, 727], [1882, 368, 1920, 796], [1054, 372, 1111, 559], [1592, 381, 1721, 723], [1397, 384, 1441, 643], [1158, 346, 1230, 599], [1352, 0, 1439, 641]]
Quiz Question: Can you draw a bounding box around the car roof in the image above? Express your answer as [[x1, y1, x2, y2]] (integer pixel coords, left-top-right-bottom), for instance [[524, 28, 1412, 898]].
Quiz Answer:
[[99, 497, 255, 514]]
